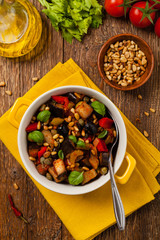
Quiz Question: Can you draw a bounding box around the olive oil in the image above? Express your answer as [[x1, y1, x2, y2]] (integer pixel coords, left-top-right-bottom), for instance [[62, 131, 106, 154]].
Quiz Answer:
[[0, 0, 42, 58]]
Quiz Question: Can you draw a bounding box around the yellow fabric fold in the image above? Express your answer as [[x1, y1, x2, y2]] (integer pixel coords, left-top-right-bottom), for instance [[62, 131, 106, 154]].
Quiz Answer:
[[0, 59, 160, 240]]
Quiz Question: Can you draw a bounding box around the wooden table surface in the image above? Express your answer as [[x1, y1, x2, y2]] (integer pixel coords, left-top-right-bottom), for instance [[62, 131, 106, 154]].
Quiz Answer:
[[0, 1, 160, 239]]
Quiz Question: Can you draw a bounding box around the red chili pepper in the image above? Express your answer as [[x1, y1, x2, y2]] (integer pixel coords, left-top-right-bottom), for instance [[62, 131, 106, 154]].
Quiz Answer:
[[99, 117, 113, 129], [26, 122, 38, 132], [51, 96, 69, 109], [8, 194, 28, 223], [96, 139, 108, 152], [38, 146, 47, 161]]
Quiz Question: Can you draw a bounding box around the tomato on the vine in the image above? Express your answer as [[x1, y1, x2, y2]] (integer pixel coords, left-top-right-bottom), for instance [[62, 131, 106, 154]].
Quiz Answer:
[[155, 18, 160, 37], [129, 2, 156, 28], [149, 0, 160, 9], [104, 0, 129, 18]]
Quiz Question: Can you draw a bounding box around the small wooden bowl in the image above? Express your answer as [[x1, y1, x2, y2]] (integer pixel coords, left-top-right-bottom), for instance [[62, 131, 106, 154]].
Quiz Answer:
[[97, 34, 154, 91]]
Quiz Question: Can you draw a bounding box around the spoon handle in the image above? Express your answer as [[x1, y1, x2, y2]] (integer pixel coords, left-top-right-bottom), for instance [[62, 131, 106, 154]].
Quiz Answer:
[[108, 159, 125, 231]]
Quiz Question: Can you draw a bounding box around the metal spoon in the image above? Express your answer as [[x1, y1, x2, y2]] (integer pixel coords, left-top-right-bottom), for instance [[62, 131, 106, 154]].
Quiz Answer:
[[103, 121, 125, 231]]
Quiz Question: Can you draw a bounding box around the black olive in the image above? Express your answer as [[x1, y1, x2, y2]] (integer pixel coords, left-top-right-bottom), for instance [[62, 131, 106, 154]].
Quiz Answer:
[[67, 92, 77, 103], [57, 123, 69, 137], [84, 122, 97, 135], [48, 101, 64, 117], [61, 138, 75, 155]]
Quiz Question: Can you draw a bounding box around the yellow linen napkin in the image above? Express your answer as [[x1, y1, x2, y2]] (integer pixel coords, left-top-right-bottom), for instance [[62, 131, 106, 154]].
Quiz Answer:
[[0, 60, 159, 240]]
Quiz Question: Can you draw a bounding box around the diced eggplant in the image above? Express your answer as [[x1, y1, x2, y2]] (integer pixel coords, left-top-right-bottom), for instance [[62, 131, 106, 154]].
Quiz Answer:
[[76, 101, 93, 119], [69, 150, 84, 164], [42, 130, 55, 148], [57, 122, 69, 137], [67, 92, 77, 103], [82, 158, 91, 167], [82, 169, 97, 185], [84, 122, 97, 135], [49, 166, 66, 183], [61, 138, 75, 155], [53, 159, 66, 176], [28, 143, 40, 157], [48, 101, 65, 117], [89, 154, 99, 169], [100, 152, 109, 167]]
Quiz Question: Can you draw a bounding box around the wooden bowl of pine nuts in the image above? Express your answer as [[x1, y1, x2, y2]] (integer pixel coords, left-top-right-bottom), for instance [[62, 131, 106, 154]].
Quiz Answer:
[[97, 34, 154, 91]]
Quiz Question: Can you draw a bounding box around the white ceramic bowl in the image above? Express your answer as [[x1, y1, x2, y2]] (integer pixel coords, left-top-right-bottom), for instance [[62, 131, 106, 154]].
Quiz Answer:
[[18, 86, 127, 195]]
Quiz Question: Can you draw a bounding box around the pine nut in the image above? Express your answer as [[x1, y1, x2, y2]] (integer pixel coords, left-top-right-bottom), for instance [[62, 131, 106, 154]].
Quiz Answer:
[[59, 139, 64, 143], [13, 183, 19, 190], [43, 142, 49, 147], [74, 113, 80, 120], [51, 151, 57, 155], [81, 130, 85, 137], [0, 81, 6, 87], [5, 90, 12, 96], [150, 108, 156, 113], [29, 156, 36, 161], [53, 134, 59, 139], [43, 126, 48, 130], [70, 108, 75, 114], [45, 106, 50, 111], [138, 94, 142, 100], [68, 122, 74, 127], [144, 112, 149, 117], [32, 77, 39, 81], [82, 167, 89, 171], [143, 130, 149, 138]]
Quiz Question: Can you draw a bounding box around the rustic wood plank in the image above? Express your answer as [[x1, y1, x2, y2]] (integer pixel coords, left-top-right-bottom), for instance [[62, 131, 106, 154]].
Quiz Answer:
[[0, 0, 160, 240]]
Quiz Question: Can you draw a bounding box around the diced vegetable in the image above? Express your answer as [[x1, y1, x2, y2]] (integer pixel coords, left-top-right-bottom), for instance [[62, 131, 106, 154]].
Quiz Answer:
[[26, 122, 38, 132], [42, 130, 55, 148], [36, 164, 48, 175], [89, 154, 99, 170], [28, 144, 40, 157], [76, 101, 93, 119], [99, 117, 114, 129], [49, 167, 66, 183], [97, 139, 108, 152], [38, 146, 47, 160], [51, 96, 69, 109], [70, 150, 84, 164], [53, 159, 66, 177], [49, 102, 65, 117], [50, 118, 64, 126], [82, 169, 97, 185]]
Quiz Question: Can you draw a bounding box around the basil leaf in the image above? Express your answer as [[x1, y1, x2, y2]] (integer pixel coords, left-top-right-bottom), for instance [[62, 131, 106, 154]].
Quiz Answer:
[[91, 101, 106, 116], [58, 150, 64, 160], [77, 140, 85, 148], [68, 171, 84, 185], [28, 131, 44, 143], [98, 130, 108, 139], [37, 110, 51, 122], [69, 135, 77, 143]]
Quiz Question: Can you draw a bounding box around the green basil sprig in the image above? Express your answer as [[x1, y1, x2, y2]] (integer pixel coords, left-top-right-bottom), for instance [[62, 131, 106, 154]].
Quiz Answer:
[[58, 150, 64, 160], [69, 135, 77, 143], [98, 130, 108, 139], [91, 101, 106, 116], [68, 171, 84, 185], [37, 110, 51, 122], [77, 140, 85, 148], [28, 131, 44, 143]]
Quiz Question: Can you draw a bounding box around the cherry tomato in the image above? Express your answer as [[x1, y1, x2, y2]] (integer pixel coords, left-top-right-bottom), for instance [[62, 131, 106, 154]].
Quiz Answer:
[[129, 2, 156, 28], [104, 0, 129, 17], [149, 0, 160, 9], [155, 17, 160, 37]]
